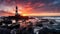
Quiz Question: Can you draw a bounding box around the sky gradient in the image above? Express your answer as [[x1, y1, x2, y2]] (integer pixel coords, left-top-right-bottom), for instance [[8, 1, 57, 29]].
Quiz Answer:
[[0, 0, 60, 16]]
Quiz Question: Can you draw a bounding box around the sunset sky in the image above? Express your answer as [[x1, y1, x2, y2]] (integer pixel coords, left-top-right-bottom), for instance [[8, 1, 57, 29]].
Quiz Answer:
[[0, 0, 60, 16]]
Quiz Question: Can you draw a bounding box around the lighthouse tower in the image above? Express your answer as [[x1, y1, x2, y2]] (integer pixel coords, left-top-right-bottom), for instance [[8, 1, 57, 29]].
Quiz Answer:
[[15, 6, 19, 16]]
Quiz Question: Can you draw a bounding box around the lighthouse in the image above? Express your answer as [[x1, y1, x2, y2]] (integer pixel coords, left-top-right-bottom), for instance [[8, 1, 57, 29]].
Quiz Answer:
[[15, 6, 19, 16]]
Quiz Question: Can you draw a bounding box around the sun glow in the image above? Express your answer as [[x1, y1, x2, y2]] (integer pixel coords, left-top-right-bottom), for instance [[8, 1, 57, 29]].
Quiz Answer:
[[22, 14, 27, 16], [20, 13, 60, 16]]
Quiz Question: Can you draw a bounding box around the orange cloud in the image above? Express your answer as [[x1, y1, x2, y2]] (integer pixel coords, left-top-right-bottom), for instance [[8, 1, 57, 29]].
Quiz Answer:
[[17, 3, 33, 14]]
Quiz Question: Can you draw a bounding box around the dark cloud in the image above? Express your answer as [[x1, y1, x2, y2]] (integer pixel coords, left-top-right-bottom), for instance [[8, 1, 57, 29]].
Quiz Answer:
[[0, 10, 14, 16]]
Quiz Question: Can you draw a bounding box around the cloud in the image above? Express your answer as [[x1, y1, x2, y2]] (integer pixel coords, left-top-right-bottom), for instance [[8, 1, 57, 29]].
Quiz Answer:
[[0, 0, 60, 15], [0, 10, 14, 16]]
